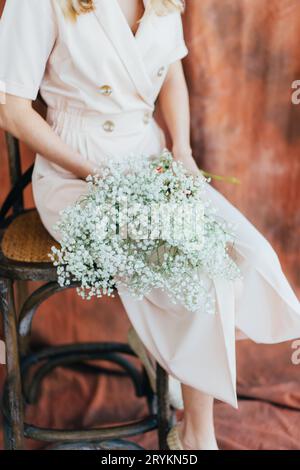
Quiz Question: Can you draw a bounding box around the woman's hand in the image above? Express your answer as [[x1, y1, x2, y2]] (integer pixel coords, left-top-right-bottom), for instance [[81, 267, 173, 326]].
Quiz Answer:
[[80, 161, 103, 181], [172, 144, 200, 177]]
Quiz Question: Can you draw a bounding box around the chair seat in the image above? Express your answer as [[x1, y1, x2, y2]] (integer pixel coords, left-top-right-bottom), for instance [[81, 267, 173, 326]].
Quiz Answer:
[[1, 209, 60, 263]]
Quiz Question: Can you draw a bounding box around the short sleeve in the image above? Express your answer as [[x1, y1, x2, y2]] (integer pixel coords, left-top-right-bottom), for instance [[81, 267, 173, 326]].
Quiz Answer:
[[168, 11, 189, 64], [0, 0, 57, 101]]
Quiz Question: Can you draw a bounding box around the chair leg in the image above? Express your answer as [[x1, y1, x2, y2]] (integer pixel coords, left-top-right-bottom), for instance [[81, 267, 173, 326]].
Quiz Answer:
[[156, 362, 171, 450], [15, 280, 29, 315], [0, 278, 25, 449], [3, 414, 13, 449]]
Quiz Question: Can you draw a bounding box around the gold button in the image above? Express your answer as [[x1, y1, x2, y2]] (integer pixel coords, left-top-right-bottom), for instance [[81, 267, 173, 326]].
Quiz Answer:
[[103, 120, 115, 132], [157, 66, 165, 77], [99, 85, 113, 96], [143, 111, 151, 124]]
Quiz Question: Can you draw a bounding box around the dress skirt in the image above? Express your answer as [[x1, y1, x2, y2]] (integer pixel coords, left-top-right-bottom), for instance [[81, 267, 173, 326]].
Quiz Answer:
[[32, 108, 300, 408]]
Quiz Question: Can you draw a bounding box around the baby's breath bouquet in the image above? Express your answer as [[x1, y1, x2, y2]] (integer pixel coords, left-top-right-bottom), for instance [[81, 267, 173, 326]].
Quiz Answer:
[[49, 149, 242, 315]]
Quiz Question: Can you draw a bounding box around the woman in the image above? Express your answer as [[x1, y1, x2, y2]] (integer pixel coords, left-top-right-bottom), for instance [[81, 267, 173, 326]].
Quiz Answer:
[[0, 0, 300, 451]]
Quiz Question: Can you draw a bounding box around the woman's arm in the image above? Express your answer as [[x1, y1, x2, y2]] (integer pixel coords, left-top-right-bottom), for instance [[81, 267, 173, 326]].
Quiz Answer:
[[0, 95, 97, 180], [158, 60, 200, 175]]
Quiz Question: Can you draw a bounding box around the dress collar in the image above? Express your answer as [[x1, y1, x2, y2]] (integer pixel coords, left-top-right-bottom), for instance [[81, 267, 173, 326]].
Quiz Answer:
[[93, 0, 154, 106]]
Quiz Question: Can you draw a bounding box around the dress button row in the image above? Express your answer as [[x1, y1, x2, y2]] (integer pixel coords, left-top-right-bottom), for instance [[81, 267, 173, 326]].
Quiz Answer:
[[99, 85, 114, 132], [102, 113, 152, 132], [157, 66, 166, 77], [143, 111, 152, 125]]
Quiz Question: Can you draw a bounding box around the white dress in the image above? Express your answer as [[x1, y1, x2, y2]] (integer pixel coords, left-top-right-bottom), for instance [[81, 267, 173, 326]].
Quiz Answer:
[[0, 0, 299, 408]]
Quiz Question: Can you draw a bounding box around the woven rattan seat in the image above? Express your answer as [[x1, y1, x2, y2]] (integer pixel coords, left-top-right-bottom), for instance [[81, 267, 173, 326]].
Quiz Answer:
[[1, 209, 60, 263]]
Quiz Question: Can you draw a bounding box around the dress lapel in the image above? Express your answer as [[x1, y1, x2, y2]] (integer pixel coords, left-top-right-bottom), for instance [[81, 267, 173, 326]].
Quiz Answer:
[[93, 0, 154, 106]]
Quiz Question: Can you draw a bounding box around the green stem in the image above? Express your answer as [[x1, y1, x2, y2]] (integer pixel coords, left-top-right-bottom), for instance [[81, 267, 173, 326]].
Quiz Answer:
[[200, 170, 241, 185]]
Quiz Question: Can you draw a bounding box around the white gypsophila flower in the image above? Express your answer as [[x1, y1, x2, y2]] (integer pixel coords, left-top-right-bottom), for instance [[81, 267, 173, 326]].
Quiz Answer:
[[48, 149, 242, 314]]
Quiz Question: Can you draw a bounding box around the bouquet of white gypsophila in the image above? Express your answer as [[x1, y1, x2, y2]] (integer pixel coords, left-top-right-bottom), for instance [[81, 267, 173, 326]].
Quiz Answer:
[[49, 149, 242, 315]]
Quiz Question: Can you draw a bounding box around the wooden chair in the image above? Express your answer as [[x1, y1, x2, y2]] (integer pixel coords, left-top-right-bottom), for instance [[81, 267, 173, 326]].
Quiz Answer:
[[0, 124, 173, 450]]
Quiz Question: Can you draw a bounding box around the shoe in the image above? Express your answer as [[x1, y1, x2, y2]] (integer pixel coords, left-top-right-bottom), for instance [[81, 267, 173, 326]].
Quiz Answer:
[[167, 423, 184, 450], [127, 326, 184, 410], [167, 422, 220, 451]]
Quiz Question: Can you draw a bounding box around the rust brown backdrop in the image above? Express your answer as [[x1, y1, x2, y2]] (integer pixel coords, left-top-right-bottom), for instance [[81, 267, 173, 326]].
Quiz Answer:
[[0, 0, 300, 450]]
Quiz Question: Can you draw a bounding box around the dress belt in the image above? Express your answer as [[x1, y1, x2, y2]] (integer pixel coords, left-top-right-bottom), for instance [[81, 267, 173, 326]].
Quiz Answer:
[[46, 108, 155, 136]]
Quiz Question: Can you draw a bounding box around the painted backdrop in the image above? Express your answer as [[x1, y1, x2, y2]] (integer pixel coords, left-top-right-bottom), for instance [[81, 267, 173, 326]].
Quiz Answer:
[[0, 0, 300, 450]]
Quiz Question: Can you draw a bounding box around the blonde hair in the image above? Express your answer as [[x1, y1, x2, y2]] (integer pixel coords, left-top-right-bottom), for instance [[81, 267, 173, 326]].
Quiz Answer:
[[57, 0, 185, 22]]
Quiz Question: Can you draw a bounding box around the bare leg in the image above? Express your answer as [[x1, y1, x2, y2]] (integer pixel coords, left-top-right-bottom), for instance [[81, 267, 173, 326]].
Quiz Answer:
[[179, 384, 219, 450]]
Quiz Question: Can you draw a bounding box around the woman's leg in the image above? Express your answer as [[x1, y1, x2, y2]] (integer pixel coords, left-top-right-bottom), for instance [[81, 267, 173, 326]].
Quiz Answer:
[[179, 384, 219, 450]]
